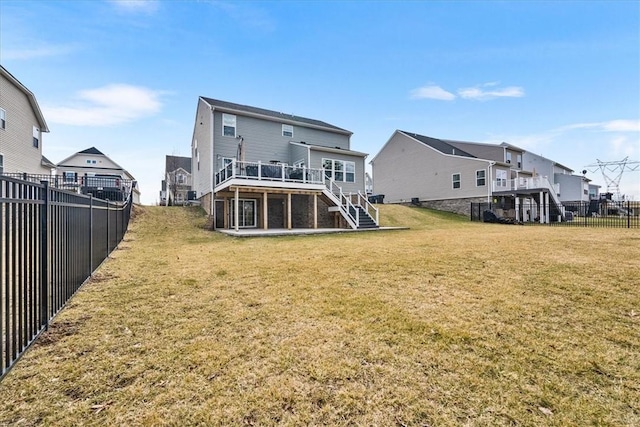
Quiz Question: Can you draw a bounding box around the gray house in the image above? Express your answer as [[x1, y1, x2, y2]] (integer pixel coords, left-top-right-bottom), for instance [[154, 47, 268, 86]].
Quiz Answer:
[[162, 155, 192, 206], [190, 97, 378, 231], [371, 130, 574, 222]]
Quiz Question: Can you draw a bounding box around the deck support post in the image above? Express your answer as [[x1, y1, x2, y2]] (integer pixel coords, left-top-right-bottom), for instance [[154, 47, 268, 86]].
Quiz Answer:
[[545, 192, 550, 224], [263, 191, 268, 230], [515, 196, 520, 222], [313, 193, 318, 229], [223, 197, 228, 229], [287, 193, 292, 230], [539, 191, 544, 224], [234, 187, 239, 231]]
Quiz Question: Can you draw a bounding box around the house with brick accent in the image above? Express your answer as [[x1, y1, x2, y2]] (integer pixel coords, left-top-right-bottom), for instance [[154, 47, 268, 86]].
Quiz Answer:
[[190, 97, 378, 232]]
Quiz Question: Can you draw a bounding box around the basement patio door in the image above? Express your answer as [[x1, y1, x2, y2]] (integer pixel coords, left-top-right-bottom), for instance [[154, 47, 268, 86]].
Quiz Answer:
[[230, 199, 257, 228]]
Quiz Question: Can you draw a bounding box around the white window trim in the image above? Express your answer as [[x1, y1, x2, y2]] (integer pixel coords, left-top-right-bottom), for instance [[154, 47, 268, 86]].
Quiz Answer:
[[0, 108, 6, 130], [0, 153, 4, 174], [33, 126, 40, 148], [322, 158, 356, 183], [222, 113, 236, 137], [229, 198, 257, 228], [476, 169, 486, 187], [496, 169, 508, 187], [282, 124, 293, 138], [506, 152, 512, 164], [452, 173, 461, 189]]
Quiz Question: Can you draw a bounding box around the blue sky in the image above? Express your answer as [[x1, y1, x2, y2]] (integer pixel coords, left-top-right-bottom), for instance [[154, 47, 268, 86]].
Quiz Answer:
[[1, 0, 639, 204]]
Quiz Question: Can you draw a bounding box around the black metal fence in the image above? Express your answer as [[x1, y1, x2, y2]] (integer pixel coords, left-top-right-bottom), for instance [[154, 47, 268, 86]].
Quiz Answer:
[[1, 175, 132, 381], [471, 201, 639, 228]]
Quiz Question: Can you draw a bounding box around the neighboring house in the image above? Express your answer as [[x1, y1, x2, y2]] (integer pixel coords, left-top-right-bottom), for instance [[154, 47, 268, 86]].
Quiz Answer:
[[190, 97, 377, 231], [56, 147, 141, 204], [371, 130, 583, 222], [163, 155, 192, 205], [0, 65, 52, 175]]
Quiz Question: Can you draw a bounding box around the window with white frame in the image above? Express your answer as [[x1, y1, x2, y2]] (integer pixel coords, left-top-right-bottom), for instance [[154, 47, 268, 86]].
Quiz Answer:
[[0, 108, 6, 129], [476, 170, 486, 186], [63, 171, 77, 182], [452, 173, 461, 189], [323, 158, 355, 183], [33, 126, 39, 148], [506, 152, 512, 164], [222, 113, 236, 137], [282, 124, 293, 138], [177, 173, 185, 184], [516, 154, 522, 168], [0, 154, 3, 174], [496, 169, 507, 187]]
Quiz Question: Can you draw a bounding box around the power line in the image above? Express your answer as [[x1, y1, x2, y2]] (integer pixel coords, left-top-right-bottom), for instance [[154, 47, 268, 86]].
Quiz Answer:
[[584, 157, 640, 199]]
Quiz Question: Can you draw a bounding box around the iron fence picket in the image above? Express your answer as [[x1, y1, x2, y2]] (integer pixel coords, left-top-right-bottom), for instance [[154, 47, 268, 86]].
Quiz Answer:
[[0, 175, 132, 381], [471, 201, 638, 228]]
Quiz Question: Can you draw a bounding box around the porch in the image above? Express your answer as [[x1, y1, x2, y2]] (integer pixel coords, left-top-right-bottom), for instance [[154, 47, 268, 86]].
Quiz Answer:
[[491, 176, 565, 223]]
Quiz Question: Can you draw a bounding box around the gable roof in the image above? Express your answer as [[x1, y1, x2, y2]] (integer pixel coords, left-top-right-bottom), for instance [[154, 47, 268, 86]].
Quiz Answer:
[[165, 155, 191, 173], [399, 131, 476, 158], [79, 147, 104, 155], [0, 65, 49, 132], [200, 97, 352, 136]]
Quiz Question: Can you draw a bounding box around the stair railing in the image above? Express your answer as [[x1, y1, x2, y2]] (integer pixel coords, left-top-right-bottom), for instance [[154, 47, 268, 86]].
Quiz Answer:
[[325, 178, 359, 228], [356, 191, 379, 225]]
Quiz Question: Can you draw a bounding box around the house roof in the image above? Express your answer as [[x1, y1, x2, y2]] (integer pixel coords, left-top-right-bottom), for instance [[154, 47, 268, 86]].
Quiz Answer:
[[79, 147, 105, 155], [200, 97, 352, 136], [289, 141, 368, 157], [165, 155, 191, 173], [0, 65, 49, 132], [41, 155, 55, 168], [399, 131, 476, 158]]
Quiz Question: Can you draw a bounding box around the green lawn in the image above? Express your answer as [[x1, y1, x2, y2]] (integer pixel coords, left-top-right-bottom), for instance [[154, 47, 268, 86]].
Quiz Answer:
[[1, 205, 638, 426]]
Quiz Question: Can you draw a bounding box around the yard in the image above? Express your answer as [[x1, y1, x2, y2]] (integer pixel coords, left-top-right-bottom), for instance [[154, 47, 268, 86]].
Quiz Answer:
[[1, 205, 638, 426]]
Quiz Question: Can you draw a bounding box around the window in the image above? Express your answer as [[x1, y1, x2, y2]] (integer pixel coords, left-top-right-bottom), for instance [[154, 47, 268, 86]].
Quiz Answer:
[[0, 108, 5, 129], [516, 154, 522, 169], [222, 113, 236, 137], [177, 173, 185, 184], [229, 199, 257, 228], [496, 170, 507, 187], [33, 126, 39, 148], [0, 154, 3, 174], [282, 124, 293, 138], [476, 170, 486, 187], [506, 152, 512, 164], [63, 171, 77, 182], [323, 158, 355, 183], [452, 173, 461, 189]]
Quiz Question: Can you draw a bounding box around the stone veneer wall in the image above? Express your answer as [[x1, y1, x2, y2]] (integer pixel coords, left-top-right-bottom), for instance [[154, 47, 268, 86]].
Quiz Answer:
[[411, 197, 488, 217]]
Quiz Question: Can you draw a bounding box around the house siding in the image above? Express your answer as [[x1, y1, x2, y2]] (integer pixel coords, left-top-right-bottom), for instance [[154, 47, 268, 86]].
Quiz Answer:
[[372, 132, 491, 203], [309, 148, 366, 194], [192, 99, 213, 200], [0, 71, 48, 174]]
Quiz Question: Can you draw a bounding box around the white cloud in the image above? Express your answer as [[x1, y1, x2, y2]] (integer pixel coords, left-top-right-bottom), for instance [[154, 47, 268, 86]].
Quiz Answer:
[[558, 119, 640, 133], [2, 44, 78, 60], [108, 0, 159, 13], [44, 84, 164, 126], [208, 1, 276, 32], [409, 85, 456, 101], [458, 84, 525, 100]]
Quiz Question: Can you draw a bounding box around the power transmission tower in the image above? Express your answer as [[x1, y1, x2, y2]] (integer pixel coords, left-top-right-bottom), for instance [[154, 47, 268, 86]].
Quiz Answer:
[[584, 157, 640, 200]]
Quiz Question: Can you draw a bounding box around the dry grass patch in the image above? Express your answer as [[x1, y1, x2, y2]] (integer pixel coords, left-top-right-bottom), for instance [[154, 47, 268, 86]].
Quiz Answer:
[[1, 205, 638, 426]]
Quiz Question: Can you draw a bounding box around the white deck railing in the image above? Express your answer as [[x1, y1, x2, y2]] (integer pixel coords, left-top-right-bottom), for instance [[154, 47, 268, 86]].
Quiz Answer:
[[215, 160, 325, 186], [493, 176, 560, 195]]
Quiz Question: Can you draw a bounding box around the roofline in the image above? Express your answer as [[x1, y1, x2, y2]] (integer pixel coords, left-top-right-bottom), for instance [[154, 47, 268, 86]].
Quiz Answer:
[[0, 65, 49, 132], [200, 97, 353, 136], [290, 141, 367, 157], [56, 149, 135, 180]]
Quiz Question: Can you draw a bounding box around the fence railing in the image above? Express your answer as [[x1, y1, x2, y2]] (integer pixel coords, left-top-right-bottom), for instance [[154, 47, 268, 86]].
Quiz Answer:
[[214, 160, 325, 187], [1, 175, 132, 381], [1, 173, 135, 203], [471, 201, 639, 228]]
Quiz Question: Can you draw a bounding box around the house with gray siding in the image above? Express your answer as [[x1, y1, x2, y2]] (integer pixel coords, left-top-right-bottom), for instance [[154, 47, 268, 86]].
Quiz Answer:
[[371, 130, 573, 223], [191, 97, 378, 232], [0, 65, 53, 175], [162, 155, 192, 206]]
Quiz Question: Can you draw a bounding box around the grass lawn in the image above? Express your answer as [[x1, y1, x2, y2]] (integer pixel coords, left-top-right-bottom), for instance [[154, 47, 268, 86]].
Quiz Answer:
[[1, 205, 638, 426]]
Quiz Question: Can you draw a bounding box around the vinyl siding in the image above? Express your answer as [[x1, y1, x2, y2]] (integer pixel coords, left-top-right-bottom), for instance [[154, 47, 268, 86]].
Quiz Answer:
[[0, 72, 48, 174], [309, 148, 366, 194], [212, 111, 350, 165], [191, 99, 213, 198], [372, 132, 491, 203]]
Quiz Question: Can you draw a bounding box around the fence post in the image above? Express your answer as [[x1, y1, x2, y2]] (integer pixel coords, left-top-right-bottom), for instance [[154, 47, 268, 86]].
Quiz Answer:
[[628, 201, 631, 229], [106, 200, 110, 254], [39, 181, 49, 330], [89, 195, 93, 275]]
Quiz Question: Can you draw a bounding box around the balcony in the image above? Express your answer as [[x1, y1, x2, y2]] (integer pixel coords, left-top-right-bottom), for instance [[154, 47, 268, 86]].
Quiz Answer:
[[214, 160, 326, 192], [493, 176, 559, 195]]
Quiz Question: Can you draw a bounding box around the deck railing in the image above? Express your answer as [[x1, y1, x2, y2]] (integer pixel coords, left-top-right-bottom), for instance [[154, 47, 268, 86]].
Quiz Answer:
[[493, 176, 560, 194], [215, 160, 325, 187]]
